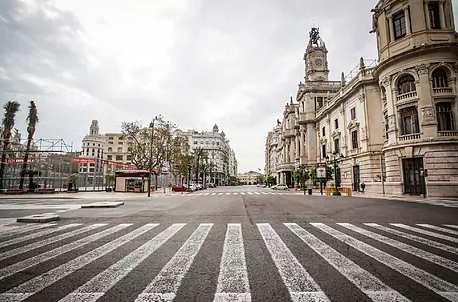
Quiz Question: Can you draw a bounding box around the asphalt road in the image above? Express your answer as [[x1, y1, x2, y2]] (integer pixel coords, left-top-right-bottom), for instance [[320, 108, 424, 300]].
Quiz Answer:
[[0, 185, 457, 302]]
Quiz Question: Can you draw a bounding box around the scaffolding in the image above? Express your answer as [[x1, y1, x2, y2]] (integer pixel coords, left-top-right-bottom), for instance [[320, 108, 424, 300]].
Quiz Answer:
[[0, 138, 76, 191]]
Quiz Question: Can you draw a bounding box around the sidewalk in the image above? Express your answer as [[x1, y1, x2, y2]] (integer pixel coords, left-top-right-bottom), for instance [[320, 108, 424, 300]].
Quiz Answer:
[[0, 190, 186, 200]]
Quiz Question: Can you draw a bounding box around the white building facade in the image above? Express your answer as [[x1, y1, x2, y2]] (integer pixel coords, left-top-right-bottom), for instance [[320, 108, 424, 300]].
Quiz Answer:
[[266, 0, 458, 197]]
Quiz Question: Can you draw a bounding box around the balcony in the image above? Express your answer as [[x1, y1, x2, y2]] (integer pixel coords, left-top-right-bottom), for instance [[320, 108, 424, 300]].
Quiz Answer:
[[433, 87, 453, 96], [438, 131, 458, 137], [399, 133, 421, 141], [397, 91, 417, 102]]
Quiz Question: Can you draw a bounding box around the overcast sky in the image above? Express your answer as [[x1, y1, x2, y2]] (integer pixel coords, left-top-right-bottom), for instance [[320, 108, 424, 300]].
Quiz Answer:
[[2, 0, 457, 173]]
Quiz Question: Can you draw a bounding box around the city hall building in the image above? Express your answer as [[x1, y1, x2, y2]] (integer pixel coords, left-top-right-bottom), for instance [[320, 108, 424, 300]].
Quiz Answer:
[[265, 0, 458, 197]]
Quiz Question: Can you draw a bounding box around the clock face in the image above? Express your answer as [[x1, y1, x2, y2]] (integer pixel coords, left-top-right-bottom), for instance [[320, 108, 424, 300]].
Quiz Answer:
[[315, 59, 323, 67]]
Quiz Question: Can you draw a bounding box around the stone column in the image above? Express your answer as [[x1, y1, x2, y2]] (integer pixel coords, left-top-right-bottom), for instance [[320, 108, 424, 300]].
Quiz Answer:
[[439, 1, 446, 29], [388, 16, 395, 42], [381, 77, 397, 145], [405, 7, 411, 34], [425, 2, 431, 29], [290, 138, 295, 163], [416, 64, 437, 138], [295, 134, 300, 160], [300, 129, 305, 157]]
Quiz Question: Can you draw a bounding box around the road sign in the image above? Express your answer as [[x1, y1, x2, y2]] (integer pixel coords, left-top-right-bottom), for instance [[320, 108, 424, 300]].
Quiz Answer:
[[163, 161, 170, 168], [316, 166, 326, 178]]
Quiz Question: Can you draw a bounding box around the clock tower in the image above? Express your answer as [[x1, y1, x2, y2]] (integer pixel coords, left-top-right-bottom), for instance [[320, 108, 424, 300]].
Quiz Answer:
[[304, 28, 330, 82]]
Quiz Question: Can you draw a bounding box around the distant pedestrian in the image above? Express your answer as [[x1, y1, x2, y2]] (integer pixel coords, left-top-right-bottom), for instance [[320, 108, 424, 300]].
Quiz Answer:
[[361, 182, 366, 193]]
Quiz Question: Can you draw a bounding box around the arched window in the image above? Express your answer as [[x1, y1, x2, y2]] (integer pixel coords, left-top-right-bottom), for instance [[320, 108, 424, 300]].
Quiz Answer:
[[107, 147, 112, 152], [398, 75, 416, 95], [432, 69, 448, 88]]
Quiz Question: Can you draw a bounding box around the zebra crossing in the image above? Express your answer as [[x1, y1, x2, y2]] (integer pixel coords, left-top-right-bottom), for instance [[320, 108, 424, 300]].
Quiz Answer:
[[1, 222, 458, 301], [190, 191, 297, 196]]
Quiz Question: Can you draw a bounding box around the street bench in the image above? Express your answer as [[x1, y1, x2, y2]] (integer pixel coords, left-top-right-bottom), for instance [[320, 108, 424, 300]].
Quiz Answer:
[[5, 189, 26, 195], [35, 188, 56, 194]]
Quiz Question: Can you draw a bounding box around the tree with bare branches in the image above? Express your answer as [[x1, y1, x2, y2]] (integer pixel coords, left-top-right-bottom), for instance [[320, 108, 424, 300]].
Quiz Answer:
[[0, 101, 21, 190]]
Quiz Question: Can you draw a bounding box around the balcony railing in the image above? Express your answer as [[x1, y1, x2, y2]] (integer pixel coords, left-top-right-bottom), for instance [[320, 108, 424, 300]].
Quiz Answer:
[[438, 130, 458, 137], [397, 91, 417, 102], [433, 87, 453, 95], [399, 133, 421, 141]]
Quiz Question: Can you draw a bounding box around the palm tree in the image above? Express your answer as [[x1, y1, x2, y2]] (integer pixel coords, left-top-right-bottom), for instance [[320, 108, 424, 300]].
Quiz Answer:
[[0, 101, 21, 190], [19, 101, 39, 189]]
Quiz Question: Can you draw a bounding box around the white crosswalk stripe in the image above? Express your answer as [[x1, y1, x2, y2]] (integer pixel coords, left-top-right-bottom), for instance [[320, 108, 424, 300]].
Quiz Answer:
[[0, 223, 55, 239], [285, 223, 410, 302], [444, 225, 458, 229], [0, 223, 80, 249], [312, 223, 458, 301], [135, 224, 212, 302], [0, 222, 457, 302], [391, 223, 458, 243], [257, 223, 329, 302]]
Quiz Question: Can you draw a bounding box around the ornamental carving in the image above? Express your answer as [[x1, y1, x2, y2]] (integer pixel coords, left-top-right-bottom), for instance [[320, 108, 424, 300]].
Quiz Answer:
[[415, 64, 429, 75], [421, 106, 436, 120], [359, 93, 365, 103], [380, 77, 391, 87], [332, 129, 341, 138], [453, 62, 458, 73], [361, 127, 367, 141], [347, 120, 360, 130], [388, 114, 396, 130]]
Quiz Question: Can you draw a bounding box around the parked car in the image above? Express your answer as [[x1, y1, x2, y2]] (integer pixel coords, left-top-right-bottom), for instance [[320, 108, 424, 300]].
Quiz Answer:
[[271, 184, 288, 190], [187, 184, 197, 191], [172, 184, 188, 192], [196, 184, 203, 190], [256, 183, 266, 188]]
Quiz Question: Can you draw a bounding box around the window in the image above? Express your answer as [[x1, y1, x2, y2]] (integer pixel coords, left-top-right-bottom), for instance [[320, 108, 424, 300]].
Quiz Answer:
[[116, 155, 123, 161], [107, 155, 112, 160], [350, 107, 356, 120], [107, 147, 112, 152], [109, 137, 113, 140], [127, 155, 132, 161], [117, 147, 122, 152], [322, 127, 325, 136], [436, 102, 455, 131], [399, 106, 420, 135], [351, 130, 358, 149], [428, 3, 441, 29], [334, 119, 339, 129], [217, 142, 220, 146], [398, 75, 416, 94], [322, 144, 327, 158], [194, 141, 197, 144], [317, 97, 323, 108], [118, 142, 123, 145], [432, 69, 448, 88], [384, 115, 389, 139], [393, 11, 407, 39], [334, 138, 340, 154]]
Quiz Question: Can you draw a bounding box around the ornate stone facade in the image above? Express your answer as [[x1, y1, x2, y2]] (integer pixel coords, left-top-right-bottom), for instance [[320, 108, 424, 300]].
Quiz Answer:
[[265, 0, 458, 197]]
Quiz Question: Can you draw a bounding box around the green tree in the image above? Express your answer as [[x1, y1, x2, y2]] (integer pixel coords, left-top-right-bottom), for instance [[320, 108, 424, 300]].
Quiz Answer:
[[69, 173, 79, 190], [192, 147, 207, 184], [293, 168, 308, 186], [20, 101, 39, 189], [0, 101, 21, 190], [104, 173, 115, 188], [265, 175, 276, 185]]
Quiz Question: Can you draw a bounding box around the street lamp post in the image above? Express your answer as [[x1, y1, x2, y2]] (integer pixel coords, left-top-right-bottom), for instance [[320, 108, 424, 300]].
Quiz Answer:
[[148, 115, 161, 197], [326, 151, 344, 196], [187, 163, 192, 188]]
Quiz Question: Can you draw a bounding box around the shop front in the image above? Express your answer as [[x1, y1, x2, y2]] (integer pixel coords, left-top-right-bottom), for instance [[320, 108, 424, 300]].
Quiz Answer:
[[115, 170, 149, 193]]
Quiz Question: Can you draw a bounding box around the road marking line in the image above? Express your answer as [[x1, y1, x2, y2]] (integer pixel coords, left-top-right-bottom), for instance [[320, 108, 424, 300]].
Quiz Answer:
[[226, 193, 231, 195], [56, 224, 184, 302], [241, 192, 245, 195], [218, 193, 224, 196], [0, 223, 56, 240], [0, 224, 104, 261], [312, 223, 458, 301], [417, 224, 458, 236], [2, 224, 158, 302], [391, 224, 458, 243], [0, 224, 80, 249], [233, 193, 238, 195], [365, 223, 458, 255], [257, 223, 329, 302], [213, 224, 250, 302], [339, 223, 458, 272], [261, 192, 268, 195], [254, 192, 260, 195], [285, 223, 410, 302], [135, 223, 213, 302], [203, 193, 209, 196], [211, 193, 217, 195], [444, 225, 458, 230], [0, 223, 126, 281], [247, 192, 253, 195]]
